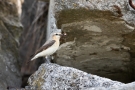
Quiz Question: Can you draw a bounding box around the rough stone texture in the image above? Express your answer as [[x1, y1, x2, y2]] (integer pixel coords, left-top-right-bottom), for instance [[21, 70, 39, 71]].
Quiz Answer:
[[0, 0, 22, 89], [28, 63, 135, 90], [46, 0, 135, 83], [54, 0, 135, 25], [55, 9, 134, 83], [16, 0, 135, 89], [20, 0, 49, 87], [21, 0, 135, 88]]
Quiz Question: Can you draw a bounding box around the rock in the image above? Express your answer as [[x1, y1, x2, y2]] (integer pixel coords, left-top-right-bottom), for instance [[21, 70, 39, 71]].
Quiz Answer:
[[28, 63, 135, 90], [21, 0, 135, 88], [27, 63, 135, 90], [52, 1, 135, 83], [55, 11, 133, 82], [0, 0, 22, 89], [20, 0, 49, 87]]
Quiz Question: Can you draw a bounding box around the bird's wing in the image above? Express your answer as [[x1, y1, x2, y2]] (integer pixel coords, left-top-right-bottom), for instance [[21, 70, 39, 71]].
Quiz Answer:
[[34, 40, 55, 55]]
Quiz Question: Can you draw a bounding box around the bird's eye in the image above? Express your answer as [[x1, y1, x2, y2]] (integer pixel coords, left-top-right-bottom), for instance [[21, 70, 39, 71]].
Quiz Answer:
[[55, 34, 58, 35]]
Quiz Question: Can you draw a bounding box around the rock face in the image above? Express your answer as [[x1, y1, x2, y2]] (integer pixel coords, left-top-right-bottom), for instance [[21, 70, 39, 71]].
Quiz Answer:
[[21, 0, 135, 88], [0, 0, 22, 89], [55, 9, 134, 83], [20, 0, 49, 87], [28, 63, 135, 90], [48, 0, 135, 83]]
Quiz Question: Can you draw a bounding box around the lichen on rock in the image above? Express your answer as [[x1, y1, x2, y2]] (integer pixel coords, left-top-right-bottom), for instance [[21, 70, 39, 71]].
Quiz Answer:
[[28, 63, 135, 90], [28, 63, 122, 89]]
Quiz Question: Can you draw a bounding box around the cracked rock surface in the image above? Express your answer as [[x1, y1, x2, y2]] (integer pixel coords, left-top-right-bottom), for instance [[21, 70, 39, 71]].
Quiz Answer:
[[0, 0, 22, 89], [28, 63, 135, 90], [56, 13, 134, 83], [28, 63, 123, 90]]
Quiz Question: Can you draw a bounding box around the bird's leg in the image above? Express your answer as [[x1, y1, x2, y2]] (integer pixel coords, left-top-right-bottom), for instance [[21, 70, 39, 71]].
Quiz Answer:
[[45, 56, 51, 63]]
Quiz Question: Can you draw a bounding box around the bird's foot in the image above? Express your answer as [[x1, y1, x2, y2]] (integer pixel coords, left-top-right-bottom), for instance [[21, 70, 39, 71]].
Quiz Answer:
[[45, 56, 51, 63]]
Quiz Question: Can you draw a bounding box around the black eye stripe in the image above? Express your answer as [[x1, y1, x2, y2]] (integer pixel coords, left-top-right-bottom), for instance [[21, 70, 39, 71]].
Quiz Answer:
[[55, 33, 61, 35]]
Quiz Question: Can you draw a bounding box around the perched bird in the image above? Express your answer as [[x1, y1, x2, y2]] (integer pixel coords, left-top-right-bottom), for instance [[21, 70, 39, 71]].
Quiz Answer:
[[31, 32, 62, 61]]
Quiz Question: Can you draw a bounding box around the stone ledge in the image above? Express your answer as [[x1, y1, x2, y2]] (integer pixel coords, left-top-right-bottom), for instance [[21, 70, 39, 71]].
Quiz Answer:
[[27, 63, 135, 90]]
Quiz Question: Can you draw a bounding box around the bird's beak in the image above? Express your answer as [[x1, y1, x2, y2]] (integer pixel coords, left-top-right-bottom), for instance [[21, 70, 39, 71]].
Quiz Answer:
[[59, 34, 63, 36]]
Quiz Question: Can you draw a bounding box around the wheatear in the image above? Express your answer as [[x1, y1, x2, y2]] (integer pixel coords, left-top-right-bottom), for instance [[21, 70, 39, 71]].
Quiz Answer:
[[31, 32, 62, 61]]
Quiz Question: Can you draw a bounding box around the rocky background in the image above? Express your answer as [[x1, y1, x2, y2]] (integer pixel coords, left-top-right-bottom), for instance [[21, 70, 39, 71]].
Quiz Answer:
[[26, 0, 135, 90], [0, 0, 22, 89], [53, 0, 135, 83], [0, 0, 135, 89], [56, 9, 134, 83], [28, 0, 135, 89], [20, 0, 49, 87], [28, 63, 135, 90], [0, 0, 49, 89]]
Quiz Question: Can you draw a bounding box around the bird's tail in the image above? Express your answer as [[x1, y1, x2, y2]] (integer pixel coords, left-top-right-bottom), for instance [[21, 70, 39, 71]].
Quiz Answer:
[[31, 55, 38, 61]]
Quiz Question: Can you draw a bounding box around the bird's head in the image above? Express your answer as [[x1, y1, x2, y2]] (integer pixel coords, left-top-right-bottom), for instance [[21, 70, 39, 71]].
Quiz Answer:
[[52, 32, 62, 40]]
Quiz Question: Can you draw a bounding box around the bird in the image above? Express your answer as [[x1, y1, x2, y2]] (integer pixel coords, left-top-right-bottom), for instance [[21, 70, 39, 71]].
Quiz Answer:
[[31, 32, 62, 62]]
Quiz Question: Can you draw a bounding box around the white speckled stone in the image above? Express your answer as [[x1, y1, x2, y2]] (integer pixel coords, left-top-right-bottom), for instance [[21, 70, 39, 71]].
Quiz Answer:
[[28, 63, 125, 90]]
